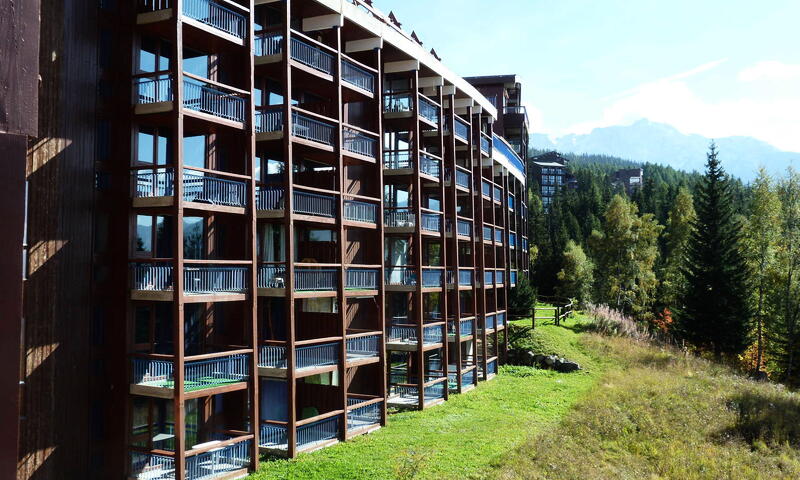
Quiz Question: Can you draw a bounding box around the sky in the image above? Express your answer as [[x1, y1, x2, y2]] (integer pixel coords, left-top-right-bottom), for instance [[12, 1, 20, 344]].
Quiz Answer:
[[380, 0, 800, 152]]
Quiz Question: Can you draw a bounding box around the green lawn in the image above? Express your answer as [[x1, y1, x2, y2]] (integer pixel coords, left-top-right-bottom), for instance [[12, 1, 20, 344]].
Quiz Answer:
[[250, 316, 611, 480]]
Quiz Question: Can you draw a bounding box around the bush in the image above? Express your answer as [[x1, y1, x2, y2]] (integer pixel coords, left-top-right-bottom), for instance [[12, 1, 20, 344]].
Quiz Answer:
[[585, 304, 653, 342], [509, 274, 536, 317]]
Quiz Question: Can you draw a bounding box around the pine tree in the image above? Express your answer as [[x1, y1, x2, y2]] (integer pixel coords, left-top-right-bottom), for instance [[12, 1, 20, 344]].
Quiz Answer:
[[678, 143, 752, 358], [658, 187, 696, 312], [556, 240, 594, 307]]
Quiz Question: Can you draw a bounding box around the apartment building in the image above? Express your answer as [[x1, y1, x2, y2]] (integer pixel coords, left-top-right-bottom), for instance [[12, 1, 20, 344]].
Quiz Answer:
[[612, 167, 644, 195], [6, 1, 528, 478], [531, 151, 574, 212]]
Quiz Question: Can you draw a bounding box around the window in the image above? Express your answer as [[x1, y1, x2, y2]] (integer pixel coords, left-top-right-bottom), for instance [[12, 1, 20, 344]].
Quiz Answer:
[[135, 126, 171, 165], [183, 135, 206, 169], [135, 215, 153, 254], [183, 217, 205, 260], [139, 37, 172, 73]]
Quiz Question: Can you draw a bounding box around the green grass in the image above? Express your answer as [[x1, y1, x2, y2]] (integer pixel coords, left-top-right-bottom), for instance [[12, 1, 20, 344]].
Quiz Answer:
[[496, 334, 800, 480], [250, 316, 610, 480]]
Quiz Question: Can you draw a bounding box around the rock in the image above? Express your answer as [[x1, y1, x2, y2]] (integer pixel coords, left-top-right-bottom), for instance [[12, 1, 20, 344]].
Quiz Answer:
[[524, 351, 538, 367], [556, 361, 581, 373], [533, 354, 545, 365], [544, 355, 556, 366]]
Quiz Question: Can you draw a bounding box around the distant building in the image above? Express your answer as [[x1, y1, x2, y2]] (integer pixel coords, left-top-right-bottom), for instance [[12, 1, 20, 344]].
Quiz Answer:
[[531, 151, 575, 212], [612, 168, 644, 195]]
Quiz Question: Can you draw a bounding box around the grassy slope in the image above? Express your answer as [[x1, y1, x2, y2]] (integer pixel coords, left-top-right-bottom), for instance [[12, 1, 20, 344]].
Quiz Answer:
[[496, 334, 800, 480], [250, 317, 609, 480]]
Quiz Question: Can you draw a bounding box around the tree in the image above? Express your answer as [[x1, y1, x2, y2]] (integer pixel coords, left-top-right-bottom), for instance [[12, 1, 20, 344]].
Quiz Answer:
[[742, 169, 781, 373], [589, 194, 663, 317], [556, 240, 594, 307], [659, 187, 696, 311], [677, 143, 752, 358], [509, 274, 536, 318]]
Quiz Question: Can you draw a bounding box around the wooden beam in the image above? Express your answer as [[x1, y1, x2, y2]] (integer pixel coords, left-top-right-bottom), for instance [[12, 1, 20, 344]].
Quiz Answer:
[[384, 60, 419, 73], [302, 14, 344, 32], [345, 37, 382, 53]]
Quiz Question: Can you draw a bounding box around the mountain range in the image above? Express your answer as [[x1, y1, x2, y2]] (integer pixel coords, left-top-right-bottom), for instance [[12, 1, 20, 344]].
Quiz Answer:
[[531, 119, 800, 181]]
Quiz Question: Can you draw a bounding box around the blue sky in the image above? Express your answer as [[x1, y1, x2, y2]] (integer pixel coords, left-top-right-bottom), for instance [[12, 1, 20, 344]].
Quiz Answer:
[[382, 0, 800, 151]]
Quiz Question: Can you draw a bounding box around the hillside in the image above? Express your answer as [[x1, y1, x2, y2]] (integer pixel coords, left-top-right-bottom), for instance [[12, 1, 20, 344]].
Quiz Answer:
[[531, 119, 800, 182]]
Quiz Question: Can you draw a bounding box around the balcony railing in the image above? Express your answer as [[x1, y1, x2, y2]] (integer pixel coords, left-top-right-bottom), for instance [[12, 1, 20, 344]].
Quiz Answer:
[[184, 77, 246, 123], [258, 345, 287, 368], [294, 189, 336, 217], [383, 92, 412, 113], [346, 268, 378, 290], [454, 117, 469, 141], [483, 270, 494, 286], [344, 199, 377, 224], [486, 314, 496, 330], [421, 212, 442, 233], [493, 185, 502, 202], [295, 268, 338, 291], [298, 415, 339, 450], [496, 270, 505, 286], [510, 270, 518, 286], [347, 400, 381, 431], [255, 187, 284, 210], [131, 440, 250, 480], [255, 109, 284, 133], [346, 335, 380, 359], [509, 232, 517, 248], [183, 0, 247, 40], [131, 264, 248, 294], [292, 111, 335, 146], [495, 229, 504, 245], [487, 358, 498, 375], [384, 208, 415, 228], [297, 343, 338, 369], [383, 150, 412, 170], [343, 127, 377, 159], [385, 266, 417, 286], [134, 169, 174, 198], [456, 219, 472, 237], [481, 180, 491, 198], [418, 94, 440, 124], [182, 171, 247, 207], [497, 312, 506, 327], [462, 368, 476, 386], [422, 268, 443, 288], [341, 58, 375, 93], [290, 36, 334, 75], [420, 153, 441, 178], [259, 423, 287, 449], [131, 354, 249, 392], [455, 167, 471, 189], [458, 269, 473, 286], [424, 381, 446, 401], [480, 135, 491, 155], [482, 225, 492, 242], [460, 318, 474, 336], [135, 75, 172, 104], [254, 31, 283, 56], [387, 324, 443, 344]]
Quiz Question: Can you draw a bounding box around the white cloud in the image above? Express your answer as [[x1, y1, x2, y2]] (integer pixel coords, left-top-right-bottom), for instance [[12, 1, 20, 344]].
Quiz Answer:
[[738, 61, 800, 82], [558, 60, 800, 152]]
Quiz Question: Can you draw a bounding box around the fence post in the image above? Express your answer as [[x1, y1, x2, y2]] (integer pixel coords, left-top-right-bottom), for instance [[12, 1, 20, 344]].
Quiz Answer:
[[532, 305, 536, 329], [556, 306, 561, 326]]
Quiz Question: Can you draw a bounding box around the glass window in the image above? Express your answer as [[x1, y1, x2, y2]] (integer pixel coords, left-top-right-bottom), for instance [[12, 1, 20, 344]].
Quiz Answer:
[[183, 217, 205, 260], [137, 129, 155, 164], [136, 215, 153, 253], [155, 216, 172, 258]]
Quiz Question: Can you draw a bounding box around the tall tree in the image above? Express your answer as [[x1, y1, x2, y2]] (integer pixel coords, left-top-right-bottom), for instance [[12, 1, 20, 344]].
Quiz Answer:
[[590, 194, 663, 317], [678, 143, 752, 358], [658, 187, 696, 312], [742, 169, 781, 373], [556, 240, 595, 307]]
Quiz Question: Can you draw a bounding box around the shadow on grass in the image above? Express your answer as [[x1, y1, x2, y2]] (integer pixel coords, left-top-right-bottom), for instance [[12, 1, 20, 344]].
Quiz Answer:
[[722, 389, 800, 447]]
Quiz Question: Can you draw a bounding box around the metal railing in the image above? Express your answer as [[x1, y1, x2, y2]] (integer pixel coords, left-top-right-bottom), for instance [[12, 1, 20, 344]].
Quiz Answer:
[[292, 111, 335, 146], [258, 265, 286, 288], [481, 180, 491, 197], [295, 268, 337, 291], [341, 58, 375, 93], [493, 185, 502, 202], [294, 190, 336, 217], [460, 318, 474, 336], [346, 268, 378, 290], [183, 77, 246, 123], [390, 385, 418, 400], [422, 268, 443, 288], [458, 269, 473, 286], [424, 382, 445, 401], [497, 312, 506, 327], [132, 354, 249, 391], [496, 270, 505, 285], [387, 325, 442, 344], [298, 415, 339, 450], [130, 451, 174, 480], [482, 225, 492, 242], [186, 440, 250, 479], [346, 335, 380, 358], [256, 187, 284, 211], [462, 368, 475, 386], [385, 267, 417, 286], [455, 168, 471, 189], [487, 358, 498, 375], [383, 150, 412, 169], [290, 36, 334, 75], [344, 200, 377, 224], [480, 135, 490, 155], [184, 266, 248, 294], [343, 127, 377, 158], [456, 219, 472, 237], [258, 345, 287, 368], [183, 0, 247, 40], [383, 92, 413, 113], [384, 208, 415, 228], [255, 110, 284, 133], [486, 314, 497, 330], [296, 343, 338, 369], [347, 401, 381, 431], [420, 153, 441, 178], [418, 95, 440, 124], [494, 229, 504, 245], [254, 31, 283, 56], [421, 212, 442, 233], [135, 75, 172, 104], [131, 263, 173, 291], [483, 270, 494, 286], [135, 170, 174, 198], [260, 423, 288, 448], [454, 117, 469, 141], [183, 171, 247, 207]]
